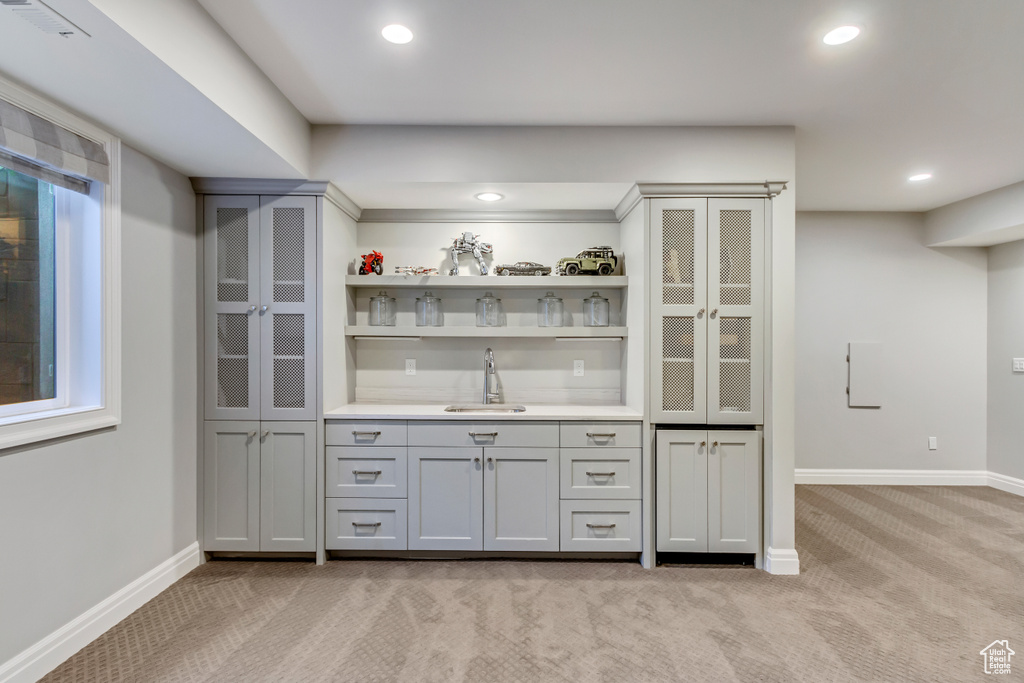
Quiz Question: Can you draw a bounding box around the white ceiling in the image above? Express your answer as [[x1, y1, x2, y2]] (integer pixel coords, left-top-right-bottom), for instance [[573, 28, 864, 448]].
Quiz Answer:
[[1, 0, 1022, 213], [193, 0, 1024, 212]]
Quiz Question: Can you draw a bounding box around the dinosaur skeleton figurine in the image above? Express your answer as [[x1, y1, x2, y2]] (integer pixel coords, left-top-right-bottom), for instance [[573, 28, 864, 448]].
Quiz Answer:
[[448, 232, 493, 275]]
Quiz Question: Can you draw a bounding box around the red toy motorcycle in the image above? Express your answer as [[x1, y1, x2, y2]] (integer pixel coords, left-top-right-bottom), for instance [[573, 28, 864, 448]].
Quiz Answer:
[[359, 250, 384, 275]]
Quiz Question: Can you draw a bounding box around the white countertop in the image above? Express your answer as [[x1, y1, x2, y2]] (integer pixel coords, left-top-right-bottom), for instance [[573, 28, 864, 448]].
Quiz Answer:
[[323, 404, 643, 421]]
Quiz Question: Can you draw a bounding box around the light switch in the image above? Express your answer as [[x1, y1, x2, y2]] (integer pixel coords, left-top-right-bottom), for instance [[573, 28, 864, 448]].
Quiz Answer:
[[928, 436, 938, 450], [405, 359, 416, 376], [573, 360, 585, 377], [1013, 358, 1024, 373]]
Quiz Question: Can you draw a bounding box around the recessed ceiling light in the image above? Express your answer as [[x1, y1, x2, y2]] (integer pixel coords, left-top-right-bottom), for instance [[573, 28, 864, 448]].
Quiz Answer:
[[823, 25, 860, 45], [381, 24, 413, 44], [908, 173, 933, 182], [475, 192, 504, 202]]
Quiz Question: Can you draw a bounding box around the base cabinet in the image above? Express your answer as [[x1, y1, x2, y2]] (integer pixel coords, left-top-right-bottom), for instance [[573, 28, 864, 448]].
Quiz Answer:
[[655, 429, 760, 553], [204, 421, 316, 552]]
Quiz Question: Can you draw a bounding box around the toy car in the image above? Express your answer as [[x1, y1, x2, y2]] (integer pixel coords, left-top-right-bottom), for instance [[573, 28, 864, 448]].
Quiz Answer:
[[359, 250, 383, 275], [495, 261, 551, 276], [556, 246, 618, 276]]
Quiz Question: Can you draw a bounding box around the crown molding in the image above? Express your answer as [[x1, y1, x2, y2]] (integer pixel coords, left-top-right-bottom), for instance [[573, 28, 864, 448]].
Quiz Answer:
[[635, 181, 788, 198], [324, 183, 362, 221], [189, 177, 330, 196], [356, 209, 619, 224], [614, 185, 643, 221]]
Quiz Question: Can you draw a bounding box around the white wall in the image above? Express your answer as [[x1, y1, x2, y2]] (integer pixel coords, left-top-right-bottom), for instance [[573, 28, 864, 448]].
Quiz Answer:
[[796, 212, 987, 471], [987, 239, 1024, 481], [0, 146, 197, 664]]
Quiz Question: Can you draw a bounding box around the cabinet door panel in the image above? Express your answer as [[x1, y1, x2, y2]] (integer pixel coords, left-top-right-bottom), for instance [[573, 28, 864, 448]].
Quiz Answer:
[[260, 196, 317, 420], [408, 447, 483, 551], [484, 448, 559, 551], [204, 421, 260, 551], [655, 430, 708, 552], [708, 199, 764, 424], [707, 431, 760, 553], [260, 421, 316, 551], [650, 198, 708, 423], [204, 196, 260, 421]]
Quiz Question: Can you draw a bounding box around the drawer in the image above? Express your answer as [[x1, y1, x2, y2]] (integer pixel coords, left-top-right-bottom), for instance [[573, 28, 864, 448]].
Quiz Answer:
[[326, 447, 407, 498], [408, 421, 558, 448], [560, 500, 642, 552], [326, 420, 407, 447], [560, 422, 642, 448], [560, 448, 641, 500], [325, 498, 407, 550]]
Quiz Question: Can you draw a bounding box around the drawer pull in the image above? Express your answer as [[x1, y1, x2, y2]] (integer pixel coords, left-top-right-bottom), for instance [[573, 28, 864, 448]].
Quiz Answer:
[[352, 470, 382, 477], [586, 432, 616, 439], [586, 471, 616, 477], [352, 521, 382, 528], [352, 431, 382, 437], [586, 523, 617, 529], [469, 432, 498, 438]]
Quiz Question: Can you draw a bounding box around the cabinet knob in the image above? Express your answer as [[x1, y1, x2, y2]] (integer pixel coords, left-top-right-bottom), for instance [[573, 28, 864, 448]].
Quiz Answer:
[[712, 441, 719, 448], [260, 305, 269, 314], [248, 305, 257, 314], [710, 308, 718, 317], [248, 430, 257, 439], [261, 430, 270, 439], [698, 308, 705, 317], [700, 441, 706, 448], [487, 457, 494, 464], [473, 457, 480, 463]]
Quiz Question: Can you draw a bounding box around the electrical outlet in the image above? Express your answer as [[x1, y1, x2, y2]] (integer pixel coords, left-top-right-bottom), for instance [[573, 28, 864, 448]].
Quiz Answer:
[[1013, 358, 1024, 373], [928, 436, 938, 451], [405, 359, 416, 376], [573, 360, 585, 377]]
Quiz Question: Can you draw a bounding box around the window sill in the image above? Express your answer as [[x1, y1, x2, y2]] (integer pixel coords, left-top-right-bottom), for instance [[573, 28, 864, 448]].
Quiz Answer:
[[0, 405, 120, 452]]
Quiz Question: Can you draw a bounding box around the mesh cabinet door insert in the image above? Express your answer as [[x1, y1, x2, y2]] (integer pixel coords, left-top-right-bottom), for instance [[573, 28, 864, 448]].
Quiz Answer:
[[650, 199, 708, 423], [204, 196, 261, 421], [259, 196, 317, 420], [707, 199, 764, 424]]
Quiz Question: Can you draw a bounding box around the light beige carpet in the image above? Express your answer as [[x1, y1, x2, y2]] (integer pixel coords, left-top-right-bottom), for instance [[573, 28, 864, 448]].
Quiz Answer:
[[42, 485, 1024, 682]]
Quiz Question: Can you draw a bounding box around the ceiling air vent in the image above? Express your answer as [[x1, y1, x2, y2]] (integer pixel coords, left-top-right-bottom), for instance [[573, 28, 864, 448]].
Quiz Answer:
[[1, 0, 89, 38]]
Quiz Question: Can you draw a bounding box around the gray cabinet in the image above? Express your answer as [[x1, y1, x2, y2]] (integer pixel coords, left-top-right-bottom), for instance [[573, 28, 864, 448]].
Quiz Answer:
[[408, 447, 484, 551], [484, 448, 559, 552], [650, 198, 765, 424], [204, 420, 315, 552], [204, 195, 316, 422], [655, 429, 760, 553]]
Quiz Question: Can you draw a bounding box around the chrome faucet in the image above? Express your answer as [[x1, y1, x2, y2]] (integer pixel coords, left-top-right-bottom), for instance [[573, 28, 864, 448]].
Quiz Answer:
[[483, 347, 499, 405]]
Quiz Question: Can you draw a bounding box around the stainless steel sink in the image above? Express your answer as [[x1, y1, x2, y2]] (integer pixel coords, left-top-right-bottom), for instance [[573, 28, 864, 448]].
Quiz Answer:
[[444, 404, 527, 413]]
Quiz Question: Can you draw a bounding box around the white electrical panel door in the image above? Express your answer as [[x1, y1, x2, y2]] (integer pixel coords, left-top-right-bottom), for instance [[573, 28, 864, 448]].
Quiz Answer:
[[655, 430, 709, 552], [707, 200, 764, 424], [204, 196, 261, 421], [408, 448, 484, 551], [706, 430, 760, 553], [260, 196, 317, 421], [204, 421, 260, 551], [848, 342, 883, 408], [483, 448, 559, 551], [259, 421, 316, 552], [650, 199, 708, 423]]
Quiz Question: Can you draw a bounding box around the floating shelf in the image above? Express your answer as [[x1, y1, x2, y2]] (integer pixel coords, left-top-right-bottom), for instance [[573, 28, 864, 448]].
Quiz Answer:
[[345, 275, 627, 289], [346, 325, 628, 339]]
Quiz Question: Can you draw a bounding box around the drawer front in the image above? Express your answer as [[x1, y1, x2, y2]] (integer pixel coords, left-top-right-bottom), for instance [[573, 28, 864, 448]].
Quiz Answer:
[[559, 448, 641, 500], [325, 498, 407, 550], [326, 420, 407, 447], [408, 421, 558, 448], [325, 447, 407, 498], [560, 500, 642, 552], [560, 422, 642, 448]]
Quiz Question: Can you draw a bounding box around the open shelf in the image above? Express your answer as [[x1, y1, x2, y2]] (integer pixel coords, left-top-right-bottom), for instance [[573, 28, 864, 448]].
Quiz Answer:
[[346, 325, 628, 339], [345, 275, 627, 289]]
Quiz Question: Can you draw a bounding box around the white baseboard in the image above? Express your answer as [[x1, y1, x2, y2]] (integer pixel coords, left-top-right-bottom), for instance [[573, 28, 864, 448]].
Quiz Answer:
[[0, 542, 200, 683], [764, 547, 800, 575], [795, 469, 990, 486], [988, 471, 1024, 497]]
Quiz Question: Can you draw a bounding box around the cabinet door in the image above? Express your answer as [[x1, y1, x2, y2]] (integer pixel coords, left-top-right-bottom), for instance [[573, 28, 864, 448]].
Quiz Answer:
[[484, 448, 559, 551], [655, 430, 708, 552], [259, 196, 317, 421], [259, 421, 316, 551], [204, 421, 260, 551], [408, 447, 483, 551], [204, 196, 260, 421], [707, 199, 764, 424], [650, 198, 708, 423], [707, 430, 760, 553]]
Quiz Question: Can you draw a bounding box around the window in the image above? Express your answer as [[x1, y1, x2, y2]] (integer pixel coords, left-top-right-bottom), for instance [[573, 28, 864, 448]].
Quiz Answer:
[[0, 75, 120, 449]]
